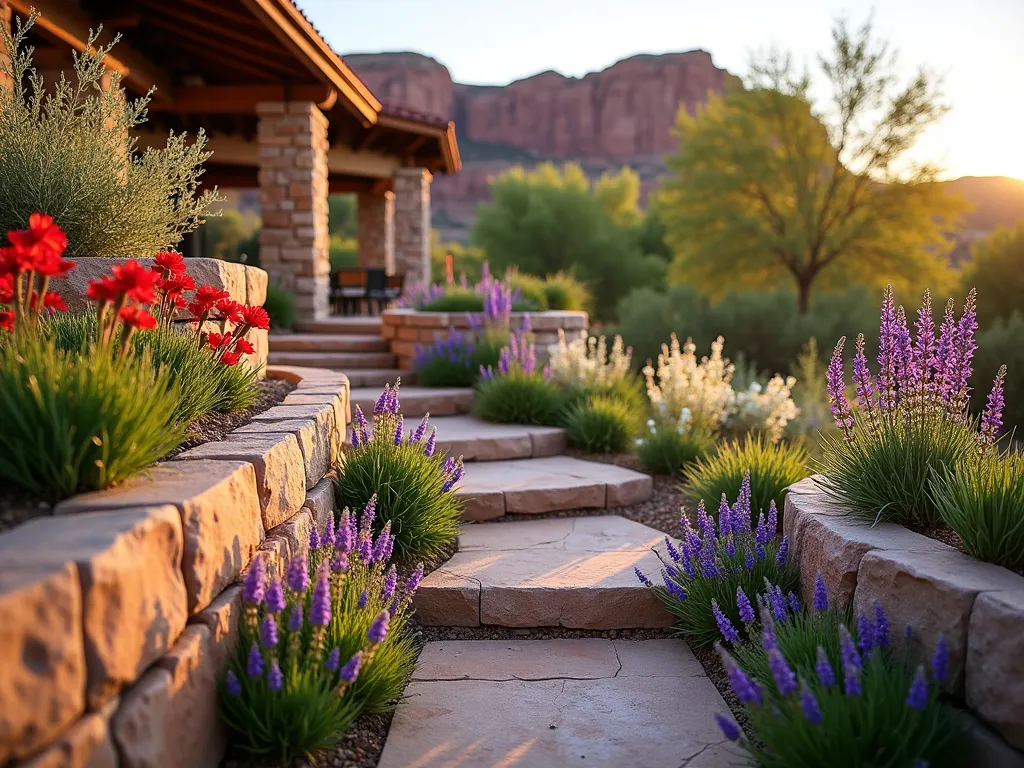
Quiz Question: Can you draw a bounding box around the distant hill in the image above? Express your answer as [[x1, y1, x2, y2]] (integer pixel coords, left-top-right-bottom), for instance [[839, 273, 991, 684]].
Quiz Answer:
[[932, 176, 1024, 266]]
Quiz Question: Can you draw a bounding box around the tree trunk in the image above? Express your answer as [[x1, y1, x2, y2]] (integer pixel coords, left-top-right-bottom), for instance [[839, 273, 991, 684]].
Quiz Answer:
[[797, 278, 812, 315]]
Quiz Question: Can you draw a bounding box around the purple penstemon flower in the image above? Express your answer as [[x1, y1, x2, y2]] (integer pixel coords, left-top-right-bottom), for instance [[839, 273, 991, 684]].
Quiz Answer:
[[634, 568, 653, 588], [393, 417, 404, 446], [374, 385, 391, 416], [354, 406, 369, 445], [857, 609, 875, 655], [267, 658, 283, 692], [424, 428, 437, 457], [744, 549, 755, 572], [979, 365, 1007, 446], [717, 497, 731, 540], [813, 571, 828, 612], [410, 413, 430, 443], [696, 500, 716, 543], [893, 306, 914, 407], [732, 472, 753, 535], [360, 495, 377, 532], [288, 604, 303, 632], [367, 610, 390, 645], [775, 536, 789, 567], [440, 456, 456, 476], [225, 669, 242, 696], [766, 501, 778, 537], [441, 460, 465, 493], [873, 600, 890, 648], [715, 713, 741, 742], [935, 298, 958, 407], [755, 514, 769, 546], [265, 578, 285, 614], [242, 554, 266, 605], [760, 606, 778, 651], [383, 565, 398, 600], [310, 566, 331, 626], [664, 579, 687, 601], [950, 289, 978, 410], [787, 591, 801, 614], [404, 563, 425, 593], [665, 538, 682, 563], [912, 289, 936, 390], [816, 646, 835, 687], [680, 544, 697, 579], [725, 535, 736, 558], [721, 651, 762, 705], [339, 652, 363, 683], [755, 542, 766, 562], [800, 682, 823, 724], [827, 338, 855, 439], [325, 647, 340, 672], [323, 515, 335, 548], [839, 624, 861, 669], [332, 552, 349, 573], [907, 665, 930, 711], [260, 615, 278, 649], [247, 642, 263, 678], [852, 333, 877, 425], [736, 587, 755, 624], [336, 511, 353, 554], [712, 599, 740, 644], [309, 522, 321, 552], [844, 663, 862, 696], [877, 285, 898, 410], [372, 521, 393, 564], [767, 583, 788, 623], [286, 552, 309, 594]]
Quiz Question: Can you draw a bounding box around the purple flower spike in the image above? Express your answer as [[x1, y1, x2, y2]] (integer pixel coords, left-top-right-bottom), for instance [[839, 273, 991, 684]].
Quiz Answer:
[[712, 599, 740, 644], [357, 590, 369, 609], [383, 565, 397, 599], [852, 334, 877, 418], [766, 501, 778, 537], [877, 285, 898, 410], [373, 386, 390, 415], [907, 665, 930, 711], [311, 566, 331, 626], [722, 653, 762, 705], [260, 615, 278, 649], [873, 601, 890, 648], [326, 647, 340, 672], [912, 289, 936, 389], [813, 571, 828, 612], [857, 609, 875, 655], [736, 587, 755, 623], [340, 652, 363, 683], [367, 610, 390, 645], [665, 579, 687, 601], [286, 552, 309, 595], [225, 669, 242, 697], [760, 606, 778, 651], [440, 456, 456, 476], [827, 337, 855, 438], [267, 658, 283, 692], [309, 523, 321, 552], [697, 501, 715, 543], [323, 515, 335, 548], [242, 554, 266, 605], [360, 496, 377, 532], [336, 511, 353, 553], [816, 646, 835, 687], [744, 549, 754, 572], [405, 563, 425, 593], [980, 366, 1007, 445], [755, 514, 769, 545], [844, 664, 862, 696], [380, 533, 394, 565], [717, 497, 731, 540], [755, 542, 766, 562], [775, 536, 790, 567], [796, 684, 821, 727], [247, 641, 263, 678], [393, 417, 404, 446], [733, 472, 752, 535], [715, 713, 741, 742], [839, 624, 861, 669], [787, 591, 801, 614], [767, 584, 788, 623], [288, 603, 303, 632], [424, 428, 437, 457], [410, 413, 430, 443], [665, 538, 682, 563], [331, 552, 349, 573], [635, 568, 653, 588], [932, 635, 949, 683], [372, 521, 393, 564]]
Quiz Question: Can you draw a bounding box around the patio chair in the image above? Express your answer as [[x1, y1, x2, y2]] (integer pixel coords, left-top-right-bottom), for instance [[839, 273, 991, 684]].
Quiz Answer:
[[384, 273, 405, 307], [333, 269, 367, 315], [365, 268, 389, 315]]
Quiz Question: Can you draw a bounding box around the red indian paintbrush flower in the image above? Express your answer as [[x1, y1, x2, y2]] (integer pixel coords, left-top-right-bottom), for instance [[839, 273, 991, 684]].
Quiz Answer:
[[214, 298, 243, 324], [0, 274, 13, 304], [6, 213, 68, 260], [29, 291, 68, 312], [221, 351, 241, 366], [189, 285, 229, 317], [234, 337, 255, 355], [87, 276, 121, 304], [111, 260, 158, 305], [158, 274, 196, 296], [240, 304, 270, 330], [118, 305, 157, 330], [207, 331, 232, 350], [152, 251, 186, 276], [0, 309, 14, 331]]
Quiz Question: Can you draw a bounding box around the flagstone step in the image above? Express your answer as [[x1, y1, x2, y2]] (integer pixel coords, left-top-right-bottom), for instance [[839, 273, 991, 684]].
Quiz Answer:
[[269, 333, 389, 352], [341, 369, 413, 388], [266, 350, 396, 369], [414, 516, 671, 629], [348, 386, 475, 420], [293, 316, 383, 334], [378, 638, 740, 768], [456, 455, 652, 520]]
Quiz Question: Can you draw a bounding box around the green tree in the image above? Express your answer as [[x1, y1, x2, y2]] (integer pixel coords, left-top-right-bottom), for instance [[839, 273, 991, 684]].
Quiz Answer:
[[472, 162, 662, 318], [658, 18, 962, 313], [329, 194, 357, 239], [594, 166, 642, 227], [203, 209, 248, 261], [430, 231, 487, 282], [961, 223, 1024, 329]]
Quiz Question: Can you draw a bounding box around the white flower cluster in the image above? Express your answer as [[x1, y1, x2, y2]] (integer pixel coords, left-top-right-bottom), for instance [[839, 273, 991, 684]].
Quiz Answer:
[[547, 329, 632, 388], [642, 334, 799, 442]]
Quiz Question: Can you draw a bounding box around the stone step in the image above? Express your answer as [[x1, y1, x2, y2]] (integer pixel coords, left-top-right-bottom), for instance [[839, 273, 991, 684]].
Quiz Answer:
[[456, 455, 652, 521], [293, 317, 383, 334], [349, 386, 475, 420], [342, 369, 414, 388], [266, 350, 396, 369], [414, 516, 671, 629], [378, 638, 739, 768], [269, 333, 389, 353]]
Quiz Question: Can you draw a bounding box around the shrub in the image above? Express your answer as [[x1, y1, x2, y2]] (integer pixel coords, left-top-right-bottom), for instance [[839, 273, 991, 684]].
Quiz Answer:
[[336, 383, 463, 560], [548, 330, 633, 390], [634, 423, 714, 475], [683, 435, 808, 526], [930, 445, 1024, 571], [508, 270, 549, 310], [0, 16, 218, 258], [815, 287, 1006, 528], [414, 327, 476, 388], [542, 271, 591, 311], [564, 395, 637, 453], [644, 334, 735, 435], [715, 601, 968, 768], [474, 370, 565, 426], [727, 375, 800, 442], [636, 474, 799, 648], [422, 287, 486, 313], [973, 312, 1024, 434], [264, 283, 297, 331], [961, 222, 1024, 329], [0, 336, 187, 499]]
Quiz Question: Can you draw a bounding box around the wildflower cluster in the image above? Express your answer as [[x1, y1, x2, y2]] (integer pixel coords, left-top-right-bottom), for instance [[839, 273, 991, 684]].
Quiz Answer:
[[479, 314, 545, 380], [412, 326, 479, 387], [547, 329, 633, 389], [635, 472, 798, 647], [729, 375, 800, 442], [0, 212, 73, 333], [338, 381, 464, 559]]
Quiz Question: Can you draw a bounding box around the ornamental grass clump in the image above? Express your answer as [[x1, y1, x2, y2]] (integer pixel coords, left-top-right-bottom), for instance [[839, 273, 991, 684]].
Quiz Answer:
[[683, 435, 808, 529], [220, 519, 416, 763], [564, 394, 638, 453], [634, 420, 715, 475], [635, 472, 799, 648], [715, 594, 968, 768], [816, 286, 1007, 529], [930, 444, 1024, 571], [336, 382, 463, 560]]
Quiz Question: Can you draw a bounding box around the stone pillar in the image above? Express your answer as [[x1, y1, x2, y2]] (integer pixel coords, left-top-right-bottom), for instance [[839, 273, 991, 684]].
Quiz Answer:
[[393, 167, 432, 285], [356, 191, 395, 273], [257, 101, 331, 319]]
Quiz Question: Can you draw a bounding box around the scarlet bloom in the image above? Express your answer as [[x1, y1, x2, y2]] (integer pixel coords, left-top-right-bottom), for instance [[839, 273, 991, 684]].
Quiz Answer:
[[214, 298, 243, 323], [189, 285, 230, 317], [153, 251, 186, 275], [171, 294, 188, 309], [31, 251, 76, 278], [0, 309, 14, 331], [240, 304, 271, 331], [221, 351, 241, 366], [0, 274, 13, 304], [118, 305, 158, 330], [158, 274, 196, 296], [207, 332, 232, 350], [6, 213, 68, 260], [0, 245, 34, 274], [87, 276, 121, 304], [29, 291, 68, 312], [234, 337, 255, 355], [111, 260, 158, 305]]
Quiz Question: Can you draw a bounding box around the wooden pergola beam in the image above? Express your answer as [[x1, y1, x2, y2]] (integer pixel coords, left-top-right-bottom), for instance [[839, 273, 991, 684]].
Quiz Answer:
[[148, 84, 339, 114], [10, 0, 174, 101]]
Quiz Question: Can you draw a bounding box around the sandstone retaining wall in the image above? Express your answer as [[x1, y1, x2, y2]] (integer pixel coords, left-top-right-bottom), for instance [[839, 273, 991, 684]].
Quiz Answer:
[[785, 477, 1024, 760], [381, 308, 588, 371], [0, 366, 348, 767]]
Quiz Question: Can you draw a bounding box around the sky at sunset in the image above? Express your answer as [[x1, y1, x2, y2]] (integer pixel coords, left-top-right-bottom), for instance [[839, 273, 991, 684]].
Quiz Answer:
[[299, 0, 1024, 181]]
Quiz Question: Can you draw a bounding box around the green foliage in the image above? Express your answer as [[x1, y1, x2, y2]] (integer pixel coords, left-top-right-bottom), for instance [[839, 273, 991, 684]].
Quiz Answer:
[[962, 223, 1024, 329], [264, 283, 298, 331], [508, 270, 549, 311], [0, 335, 187, 499], [787, 338, 840, 446], [328, 194, 357, 239], [930, 448, 1024, 570], [635, 425, 715, 476], [684, 435, 808, 525], [473, 370, 565, 426], [472, 162, 662, 320], [422, 287, 483, 312], [657, 18, 959, 313], [542, 271, 591, 312], [329, 236, 358, 272], [973, 313, 1024, 433], [413, 328, 478, 388], [430, 235, 487, 283], [564, 394, 638, 453], [336, 402, 462, 560], [0, 16, 219, 257], [202, 208, 259, 262], [814, 409, 980, 529]]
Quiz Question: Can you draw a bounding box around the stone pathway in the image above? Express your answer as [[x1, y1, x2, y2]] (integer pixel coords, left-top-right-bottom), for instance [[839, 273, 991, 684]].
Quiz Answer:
[[377, 639, 740, 768], [349, 386, 475, 418], [414, 516, 671, 629]]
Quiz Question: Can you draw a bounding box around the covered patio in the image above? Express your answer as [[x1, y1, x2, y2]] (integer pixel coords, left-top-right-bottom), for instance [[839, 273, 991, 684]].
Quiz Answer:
[[2, 0, 461, 319]]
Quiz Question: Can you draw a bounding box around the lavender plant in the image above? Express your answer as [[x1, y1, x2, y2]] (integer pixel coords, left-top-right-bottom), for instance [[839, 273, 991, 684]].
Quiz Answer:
[[816, 287, 1007, 528], [413, 327, 477, 388], [219, 544, 397, 762], [635, 472, 799, 648], [715, 595, 968, 767], [336, 382, 463, 559]]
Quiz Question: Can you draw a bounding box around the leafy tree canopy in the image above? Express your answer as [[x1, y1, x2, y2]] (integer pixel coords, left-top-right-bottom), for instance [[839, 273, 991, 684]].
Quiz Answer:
[[961, 222, 1024, 329]]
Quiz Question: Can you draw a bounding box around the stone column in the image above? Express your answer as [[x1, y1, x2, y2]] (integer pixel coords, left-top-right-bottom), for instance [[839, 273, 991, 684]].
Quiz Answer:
[[257, 101, 331, 319], [393, 167, 432, 285], [356, 191, 395, 273]]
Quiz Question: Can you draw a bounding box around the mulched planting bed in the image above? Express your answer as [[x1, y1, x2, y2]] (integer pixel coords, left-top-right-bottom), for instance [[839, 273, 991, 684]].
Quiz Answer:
[[0, 377, 296, 534]]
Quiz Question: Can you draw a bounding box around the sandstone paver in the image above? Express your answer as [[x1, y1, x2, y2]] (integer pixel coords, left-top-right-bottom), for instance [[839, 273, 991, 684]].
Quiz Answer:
[[378, 639, 739, 768], [967, 589, 1024, 750], [415, 517, 670, 629], [348, 386, 474, 418]]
